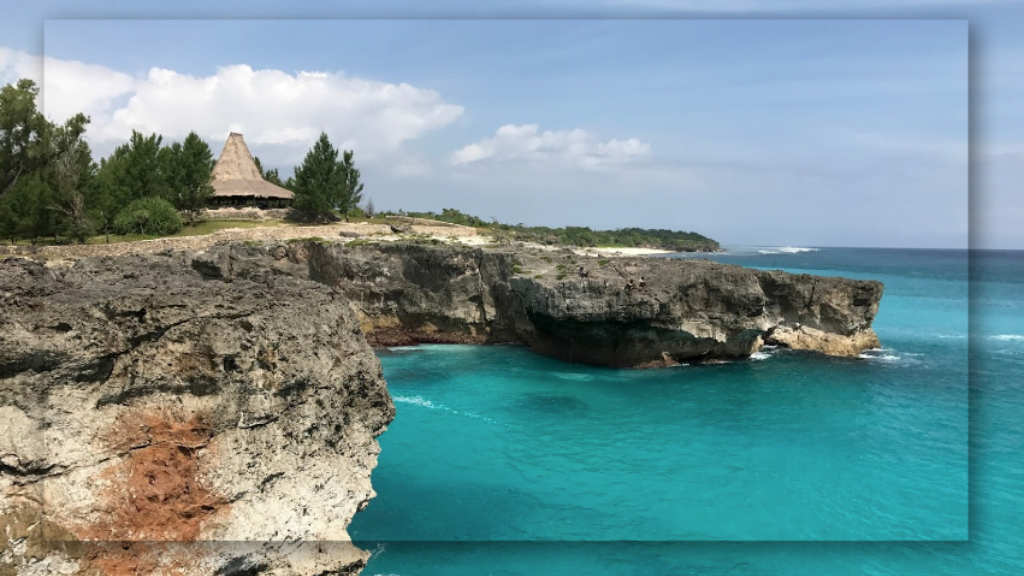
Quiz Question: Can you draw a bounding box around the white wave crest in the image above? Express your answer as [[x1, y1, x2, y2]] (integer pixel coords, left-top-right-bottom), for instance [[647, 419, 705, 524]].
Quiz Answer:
[[858, 348, 902, 362], [750, 351, 772, 361], [393, 395, 437, 408], [990, 334, 1024, 341], [393, 395, 505, 425], [755, 246, 818, 255]]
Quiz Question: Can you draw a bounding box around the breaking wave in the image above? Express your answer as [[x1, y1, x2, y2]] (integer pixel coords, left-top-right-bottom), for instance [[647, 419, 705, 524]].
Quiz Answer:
[[857, 348, 921, 364], [749, 344, 780, 361], [757, 246, 820, 255]]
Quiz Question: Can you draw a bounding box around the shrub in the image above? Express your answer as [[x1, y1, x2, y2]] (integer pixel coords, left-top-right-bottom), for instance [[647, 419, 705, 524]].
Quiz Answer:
[[113, 197, 184, 236]]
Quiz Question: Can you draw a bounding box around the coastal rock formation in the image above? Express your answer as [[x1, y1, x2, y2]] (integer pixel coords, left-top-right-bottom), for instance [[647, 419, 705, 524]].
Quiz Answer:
[[290, 242, 882, 367], [0, 253, 394, 575], [1, 240, 883, 572]]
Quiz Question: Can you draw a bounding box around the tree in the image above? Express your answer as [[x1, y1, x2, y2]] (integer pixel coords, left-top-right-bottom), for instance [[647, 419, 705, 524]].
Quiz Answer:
[[0, 79, 48, 201], [364, 198, 376, 219], [291, 132, 343, 222], [336, 149, 364, 222], [8, 174, 57, 245], [165, 131, 215, 224], [263, 167, 284, 187], [118, 130, 169, 201], [254, 155, 284, 187], [89, 152, 129, 243], [48, 115, 96, 243]]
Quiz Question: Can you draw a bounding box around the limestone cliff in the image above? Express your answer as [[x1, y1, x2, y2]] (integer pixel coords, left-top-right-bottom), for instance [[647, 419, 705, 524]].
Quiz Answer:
[[205, 241, 882, 367], [1, 253, 394, 575]]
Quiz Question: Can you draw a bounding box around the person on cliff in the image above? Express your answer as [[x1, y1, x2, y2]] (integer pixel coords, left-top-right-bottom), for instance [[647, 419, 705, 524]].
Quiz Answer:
[[626, 278, 635, 291], [639, 276, 646, 291]]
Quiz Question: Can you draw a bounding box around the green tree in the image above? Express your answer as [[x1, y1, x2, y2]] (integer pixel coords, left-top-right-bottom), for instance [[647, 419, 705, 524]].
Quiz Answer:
[[0, 196, 17, 243], [0, 80, 49, 202], [291, 132, 343, 222], [165, 131, 214, 224], [89, 151, 130, 243], [263, 167, 284, 187], [336, 149, 364, 222], [253, 155, 285, 187], [248, 154, 282, 186], [118, 130, 169, 201], [9, 174, 57, 245], [48, 115, 96, 243]]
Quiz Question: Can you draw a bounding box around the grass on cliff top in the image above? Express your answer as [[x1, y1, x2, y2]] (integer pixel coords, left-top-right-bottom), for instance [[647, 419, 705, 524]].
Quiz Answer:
[[384, 207, 720, 251]]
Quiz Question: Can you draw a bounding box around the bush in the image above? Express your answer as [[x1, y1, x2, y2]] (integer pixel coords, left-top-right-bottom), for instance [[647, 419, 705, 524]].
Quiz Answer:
[[113, 197, 184, 236]]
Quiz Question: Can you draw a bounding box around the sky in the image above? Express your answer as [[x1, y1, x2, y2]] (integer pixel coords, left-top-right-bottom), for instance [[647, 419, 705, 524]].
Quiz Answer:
[[0, 2, 1015, 249]]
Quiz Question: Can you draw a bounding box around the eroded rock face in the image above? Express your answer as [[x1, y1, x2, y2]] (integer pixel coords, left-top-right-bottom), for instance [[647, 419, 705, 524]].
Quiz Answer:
[[296, 242, 883, 367], [159, 242, 882, 368], [1, 253, 394, 575]]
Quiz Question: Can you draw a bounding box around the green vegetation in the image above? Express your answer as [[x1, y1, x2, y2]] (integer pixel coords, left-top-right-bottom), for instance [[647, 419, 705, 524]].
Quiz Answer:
[[113, 197, 183, 236], [291, 132, 364, 223], [0, 78, 369, 245], [598, 259, 610, 267], [382, 207, 720, 252]]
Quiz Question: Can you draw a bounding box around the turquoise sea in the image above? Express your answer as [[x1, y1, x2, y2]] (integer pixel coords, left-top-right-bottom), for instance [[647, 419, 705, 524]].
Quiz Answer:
[[351, 247, 1022, 575]]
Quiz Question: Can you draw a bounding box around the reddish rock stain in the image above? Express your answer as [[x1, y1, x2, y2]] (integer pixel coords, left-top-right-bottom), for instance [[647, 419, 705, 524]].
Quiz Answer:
[[74, 409, 229, 575]]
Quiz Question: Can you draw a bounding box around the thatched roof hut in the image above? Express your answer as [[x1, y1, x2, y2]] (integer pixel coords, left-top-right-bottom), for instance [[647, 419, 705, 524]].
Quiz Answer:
[[210, 133, 293, 207]]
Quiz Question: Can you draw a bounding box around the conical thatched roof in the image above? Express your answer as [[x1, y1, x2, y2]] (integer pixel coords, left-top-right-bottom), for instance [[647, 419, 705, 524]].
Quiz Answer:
[[211, 133, 294, 200]]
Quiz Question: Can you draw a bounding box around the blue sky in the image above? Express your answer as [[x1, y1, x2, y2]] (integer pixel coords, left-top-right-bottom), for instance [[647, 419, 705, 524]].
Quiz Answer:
[[0, 2, 1014, 249]]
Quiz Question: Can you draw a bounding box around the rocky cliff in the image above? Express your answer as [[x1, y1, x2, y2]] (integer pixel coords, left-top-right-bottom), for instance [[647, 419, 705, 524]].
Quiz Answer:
[[0, 240, 883, 574], [1, 252, 394, 576], [206, 241, 882, 367], [301, 242, 882, 367]]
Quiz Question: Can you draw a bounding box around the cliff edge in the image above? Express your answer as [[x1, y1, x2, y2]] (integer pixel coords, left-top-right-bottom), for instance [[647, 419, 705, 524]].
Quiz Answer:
[[200, 241, 882, 367], [0, 253, 394, 575]]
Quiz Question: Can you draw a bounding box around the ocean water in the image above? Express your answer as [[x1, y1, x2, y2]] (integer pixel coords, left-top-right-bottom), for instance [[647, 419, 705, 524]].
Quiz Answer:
[[351, 248, 1023, 575]]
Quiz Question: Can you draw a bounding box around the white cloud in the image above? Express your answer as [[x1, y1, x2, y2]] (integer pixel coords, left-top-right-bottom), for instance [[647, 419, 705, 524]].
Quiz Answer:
[[451, 123, 651, 170], [94, 64, 463, 158], [0, 47, 42, 85], [2, 48, 464, 173], [1, 48, 137, 124]]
